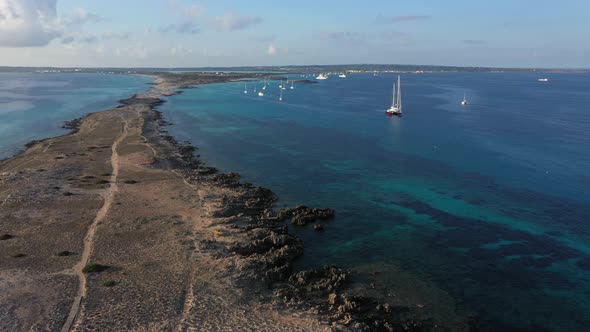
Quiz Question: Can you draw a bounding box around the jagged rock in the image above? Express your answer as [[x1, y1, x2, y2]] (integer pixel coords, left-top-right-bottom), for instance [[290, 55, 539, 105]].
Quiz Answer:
[[328, 293, 338, 305], [288, 266, 349, 293], [212, 172, 241, 187], [277, 206, 335, 226], [265, 264, 291, 282], [62, 118, 82, 132]]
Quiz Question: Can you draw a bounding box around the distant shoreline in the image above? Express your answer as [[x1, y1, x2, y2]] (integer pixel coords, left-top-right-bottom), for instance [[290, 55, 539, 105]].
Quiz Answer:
[[1, 64, 589, 75]]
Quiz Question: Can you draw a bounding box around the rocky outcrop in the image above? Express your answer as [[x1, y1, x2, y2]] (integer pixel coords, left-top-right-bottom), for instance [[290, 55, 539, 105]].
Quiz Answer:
[[230, 228, 304, 283], [118, 95, 165, 108], [278, 206, 335, 226]]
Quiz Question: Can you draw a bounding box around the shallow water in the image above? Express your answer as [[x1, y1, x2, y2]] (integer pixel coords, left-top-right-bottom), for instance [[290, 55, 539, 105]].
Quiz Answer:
[[0, 73, 151, 159], [160, 72, 590, 331]]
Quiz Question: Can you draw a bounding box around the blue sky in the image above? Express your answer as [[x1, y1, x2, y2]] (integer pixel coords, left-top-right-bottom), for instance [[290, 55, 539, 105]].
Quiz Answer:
[[0, 0, 588, 68]]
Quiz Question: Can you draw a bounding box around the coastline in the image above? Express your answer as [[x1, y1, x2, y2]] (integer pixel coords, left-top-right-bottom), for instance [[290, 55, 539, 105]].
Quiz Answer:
[[0, 73, 468, 331]]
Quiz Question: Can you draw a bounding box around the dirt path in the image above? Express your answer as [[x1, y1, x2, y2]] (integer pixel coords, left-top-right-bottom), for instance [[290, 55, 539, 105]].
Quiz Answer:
[[61, 119, 129, 332]]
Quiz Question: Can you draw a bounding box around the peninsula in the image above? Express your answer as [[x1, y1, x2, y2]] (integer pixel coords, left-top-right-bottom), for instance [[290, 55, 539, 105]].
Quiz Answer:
[[0, 73, 467, 331]]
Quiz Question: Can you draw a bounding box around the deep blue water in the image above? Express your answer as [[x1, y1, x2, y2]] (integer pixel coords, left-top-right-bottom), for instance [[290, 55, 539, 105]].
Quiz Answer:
[[160, 73, 590, 331], [0, 73, 151, 159]]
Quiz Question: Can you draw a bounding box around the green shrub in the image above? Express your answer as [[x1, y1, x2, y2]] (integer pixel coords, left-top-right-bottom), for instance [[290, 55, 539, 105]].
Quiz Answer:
[[103, 280, 116, 287], [82, 263, 109, 273]]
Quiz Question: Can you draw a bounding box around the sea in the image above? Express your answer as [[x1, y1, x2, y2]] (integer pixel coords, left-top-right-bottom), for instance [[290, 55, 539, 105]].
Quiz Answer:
[[1, 71, 589, 331], [0, 72, 151, 159], [159, 72, 590, 331]]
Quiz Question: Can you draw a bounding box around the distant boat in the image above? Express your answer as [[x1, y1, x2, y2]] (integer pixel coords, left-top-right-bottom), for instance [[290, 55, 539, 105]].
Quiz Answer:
[[538, 78, 549, 82], [386, 75, 402, 116], [258, 90, 264, 97], [279, 86, 283, 101], [290, 80, 295, 90], [244, 82, 247, 94], [461, 93, 468, 106], [262, 79, 267, 90], [338, 73, 347, 78], [316, 73, 328, 80], [282, 80, 287, 90]]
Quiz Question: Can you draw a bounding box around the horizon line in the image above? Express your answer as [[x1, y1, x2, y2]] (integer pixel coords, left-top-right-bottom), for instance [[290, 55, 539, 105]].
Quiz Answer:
[[1, 63, 589, 71]]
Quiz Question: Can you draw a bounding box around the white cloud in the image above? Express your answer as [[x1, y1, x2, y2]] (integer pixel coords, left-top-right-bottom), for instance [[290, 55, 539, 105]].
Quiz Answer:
[[114, 44, 148, 59], [0, 0, 62, 47], [160, 0, 204, 35], [68, 7, 104, 26], [170, 45, 193, 56], [267, 44, 277, 56], [167, 0, 204, 19], [213, 13, 262, 32], [158, 22, 200, 34], [0, 1, 105, 47], [61, 36, 74, 44], [102, 31, 130, 40]]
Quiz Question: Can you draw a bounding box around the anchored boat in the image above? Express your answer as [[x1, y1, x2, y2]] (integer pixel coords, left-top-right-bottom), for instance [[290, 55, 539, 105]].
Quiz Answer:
[[386, 75, 402, 116]]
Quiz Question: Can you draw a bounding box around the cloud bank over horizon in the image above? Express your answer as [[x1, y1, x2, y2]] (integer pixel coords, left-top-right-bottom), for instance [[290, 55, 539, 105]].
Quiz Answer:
[[0, 0, 588, 68], [0, 0, 62, 47]]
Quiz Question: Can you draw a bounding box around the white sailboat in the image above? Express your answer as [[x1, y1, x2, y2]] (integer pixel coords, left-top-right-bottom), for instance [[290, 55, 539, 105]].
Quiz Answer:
[[338, 73, 347, 78], [461, 93, 468, 106], [316, 73, 328, 80], [258, 84, 264, 97], [262, 79, 267, 90], [244, 82, 247, 94], [290, 80, 295, 90], [385, 75, 402, 116], [279, 87, 283, 101]]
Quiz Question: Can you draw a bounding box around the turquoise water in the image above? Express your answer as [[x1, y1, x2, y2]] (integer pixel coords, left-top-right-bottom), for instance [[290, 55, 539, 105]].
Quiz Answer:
[[161, 73, 590, 331], [0, 73, 151, 159]]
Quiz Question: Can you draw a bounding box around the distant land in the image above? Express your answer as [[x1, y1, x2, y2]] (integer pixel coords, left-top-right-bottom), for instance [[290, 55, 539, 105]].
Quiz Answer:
[[1, 64, 589, 74]]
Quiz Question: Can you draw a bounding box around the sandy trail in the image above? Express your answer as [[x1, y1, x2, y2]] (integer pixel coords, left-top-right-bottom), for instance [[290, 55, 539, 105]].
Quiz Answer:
[[61, 119, 128, 332]]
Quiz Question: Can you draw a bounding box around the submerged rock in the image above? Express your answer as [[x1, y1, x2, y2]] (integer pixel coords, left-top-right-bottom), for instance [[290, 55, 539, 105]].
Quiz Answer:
[[278, 206, 335, 226]]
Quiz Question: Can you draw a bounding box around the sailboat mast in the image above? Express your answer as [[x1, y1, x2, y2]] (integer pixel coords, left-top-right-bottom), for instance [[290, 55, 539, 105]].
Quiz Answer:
[[397, 75, 402, 112], [392, 82, 396, 107]]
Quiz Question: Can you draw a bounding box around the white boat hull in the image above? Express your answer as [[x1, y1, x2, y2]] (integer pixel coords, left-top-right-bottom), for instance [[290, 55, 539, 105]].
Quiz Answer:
[[386, 107, 402, 116]]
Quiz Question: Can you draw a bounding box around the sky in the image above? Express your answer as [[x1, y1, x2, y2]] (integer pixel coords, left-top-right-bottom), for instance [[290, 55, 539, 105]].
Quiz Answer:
[[0, 0, 588, 68]]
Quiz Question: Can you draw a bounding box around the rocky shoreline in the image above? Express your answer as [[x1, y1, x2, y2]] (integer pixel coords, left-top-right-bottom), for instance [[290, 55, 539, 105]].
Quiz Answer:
[[141, 75, 467, 331], [0, 72, 469, 331]]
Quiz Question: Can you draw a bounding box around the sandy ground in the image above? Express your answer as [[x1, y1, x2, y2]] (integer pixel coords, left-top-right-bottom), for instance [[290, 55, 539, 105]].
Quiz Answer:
[[0, 79, 327, 331]]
